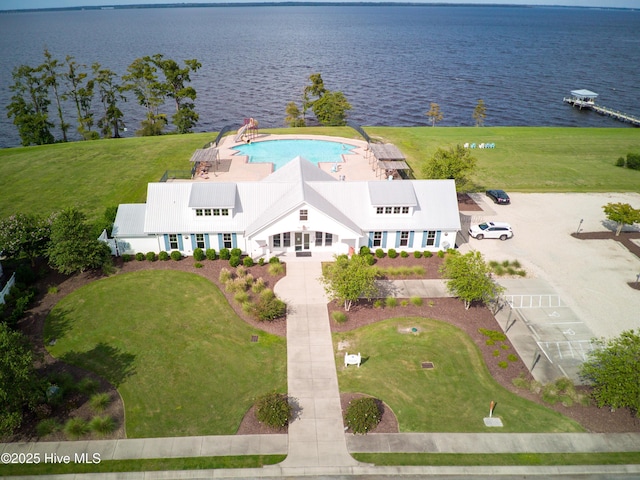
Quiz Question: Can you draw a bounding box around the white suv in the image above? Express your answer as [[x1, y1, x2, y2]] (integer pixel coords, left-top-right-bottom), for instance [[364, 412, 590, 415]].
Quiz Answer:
[[469, 221, 513, 241]]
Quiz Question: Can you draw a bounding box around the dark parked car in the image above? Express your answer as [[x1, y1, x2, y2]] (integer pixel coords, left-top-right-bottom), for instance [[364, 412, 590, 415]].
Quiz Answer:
[[486, 189, 510, 205]]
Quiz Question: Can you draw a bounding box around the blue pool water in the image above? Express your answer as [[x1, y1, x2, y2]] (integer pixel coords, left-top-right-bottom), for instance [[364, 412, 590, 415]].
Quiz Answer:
[[233, 139, 356, 170]]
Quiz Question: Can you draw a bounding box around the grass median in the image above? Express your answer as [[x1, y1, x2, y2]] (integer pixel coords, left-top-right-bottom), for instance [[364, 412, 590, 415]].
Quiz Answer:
[[44, 269, 287, 438]]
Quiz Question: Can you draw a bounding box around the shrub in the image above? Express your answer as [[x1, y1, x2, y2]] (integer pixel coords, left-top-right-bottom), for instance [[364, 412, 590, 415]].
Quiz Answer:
[[400, 299, 409, 307], [385, 297, 397, 308], [501, 344, 510, 350], [146, 251, 156, 262], [375, 248, 385, 259], [234, 291, 250, 304], [387, 249, 397, 259], [268, 262, 285, 276], [269, 256, 281, 264], [36, 418, 60, 437], [363, 253, 376, 265], [512, 373, 530, 390], [410, 296, 423, 306], [255, 392, 292, 428], [64, 418, 89, 440], [242, 301, 254, 314], [258, 258, 265, 266], [497, 361, 508, 369], [252, 277, 266, 293], [437, 250, 445, 258], [226, 277, 248, 293], [205, 248, 217, 260], [170, 250, 182, 261], [373, 299, 384, 309], [260, 288, 275, 301], [89, 393, 111, 413], [231, 247, 242, 257], [345, 397, 382, 434], [423, 250, 433, 258], [158, 251, 169, 261], [194, 262, 203, 268], [359, 246, 371, 255], [507, 353, 518, 362], [122, 254, 132, 262], [89, 415, 116, 436], [229, 256, 241, 267], [332, 311, 347, 323], [478, 328, 507, 343], [236, 265, 247, 277], [219, 248, 231, 260], [615, 156, 626, 167], [193, 248, 205, 261], [627, 152, 640, 170], [243, 256, 255, 267], [492, 349, 501, 357], [400, 250, 409, 258], [219, 268, 233, 283], [135, 252, 145, 261], [77, 377, 99, 395], [253, 296, 287, 321], [413, 251, 422, 258]]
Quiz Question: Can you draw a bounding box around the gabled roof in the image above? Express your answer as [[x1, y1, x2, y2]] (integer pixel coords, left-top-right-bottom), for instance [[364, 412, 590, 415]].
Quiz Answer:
[[262, 156, 336, 183], [112, 204, 147, 236]]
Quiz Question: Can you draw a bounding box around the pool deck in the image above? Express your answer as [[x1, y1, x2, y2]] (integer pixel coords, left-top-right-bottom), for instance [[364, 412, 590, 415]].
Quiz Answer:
[[190, 134, 381, 182]]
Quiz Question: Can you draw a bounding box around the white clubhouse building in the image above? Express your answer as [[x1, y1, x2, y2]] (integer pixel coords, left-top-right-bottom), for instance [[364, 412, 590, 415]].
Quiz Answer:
[[111, 156, 461, 258]]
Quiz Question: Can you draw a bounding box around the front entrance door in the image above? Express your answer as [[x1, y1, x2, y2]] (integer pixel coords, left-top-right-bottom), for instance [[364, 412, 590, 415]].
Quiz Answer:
[[295, 232, 310, 251]]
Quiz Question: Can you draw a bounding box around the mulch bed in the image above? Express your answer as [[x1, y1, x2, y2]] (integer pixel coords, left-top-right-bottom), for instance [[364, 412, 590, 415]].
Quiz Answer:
[[572, 230, 640, 260]]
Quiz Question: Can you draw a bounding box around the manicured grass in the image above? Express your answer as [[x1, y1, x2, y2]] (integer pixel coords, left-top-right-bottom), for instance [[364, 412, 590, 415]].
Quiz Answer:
[[353, 452, 640, 466], [44, 270, 287, 438], [334, 317, 584, 433], [366, 126, 640, 192], [2, 126, 638, 220], [0, 455, 286, 476]]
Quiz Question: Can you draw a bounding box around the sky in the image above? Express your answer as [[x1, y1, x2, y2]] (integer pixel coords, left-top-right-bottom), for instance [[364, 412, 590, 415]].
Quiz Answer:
[[1, 0, 638, 11]]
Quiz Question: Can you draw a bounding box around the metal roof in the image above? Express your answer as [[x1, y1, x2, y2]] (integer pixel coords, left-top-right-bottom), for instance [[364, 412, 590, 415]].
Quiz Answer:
[[112, 204, 147, 236], [368, 181, 417, 206], [188, 183, 237, 208], [369, 143, 405, 160], [570, 89, 598, 98]]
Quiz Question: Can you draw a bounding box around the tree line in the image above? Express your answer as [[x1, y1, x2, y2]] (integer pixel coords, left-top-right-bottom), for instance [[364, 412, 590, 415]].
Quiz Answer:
[[6, 49, 201, 146]]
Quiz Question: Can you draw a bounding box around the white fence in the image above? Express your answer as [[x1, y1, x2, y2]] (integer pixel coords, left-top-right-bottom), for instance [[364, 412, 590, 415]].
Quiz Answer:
[[0, 272, 16, 305]]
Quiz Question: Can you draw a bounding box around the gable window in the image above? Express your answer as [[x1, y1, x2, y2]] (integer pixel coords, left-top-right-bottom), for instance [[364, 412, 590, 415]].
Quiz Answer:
[[300, 209, 308, 221], [399, 231, 409, 247], [376, 207, 384, 215], [283, 232, 291, 247], [372, 231, 382, 247], [273, 234, 281, 248], [426, 231, 436, 246], [196, 209, 203, 216], [204, 209, 212, 216], [221, 208, 229, 216], [223, 233, 232, 249], [325, 233, 333, 246], [315, 231, 323, 246], [384, 207, 392, 214], [393, 206, 401, 214], [402, 206, 409, 214], [169, 234, 179, 250], [195, 234, 205, 249], [213, 209, 220, 216]]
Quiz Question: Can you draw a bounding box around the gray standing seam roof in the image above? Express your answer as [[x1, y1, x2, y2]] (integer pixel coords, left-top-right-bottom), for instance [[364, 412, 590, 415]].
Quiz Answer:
[[368, 181, 417, 206], [188, 183, 237, 208]]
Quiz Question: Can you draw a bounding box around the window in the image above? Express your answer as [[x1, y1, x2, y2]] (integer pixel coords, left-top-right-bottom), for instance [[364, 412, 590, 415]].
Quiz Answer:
[[169, 234, 179, 250], [384, 207, 392, 214], [221, 208, 229, 216], [300, 209, 308, 221], [372, 231, 382, 247], [399, 231, 409, 247], [325, 233, 333, 246], [426, 231, 436, 246], [376, 207, 384, 215], [212, 209, 220, 216], [195, 209, 203, 216], [273, 234, 281, 248], [315, 231, 323, 246], [402, 206, 409, 214], [223, 233, 232, 249], [204, 209, 212, 216], [393, 207, 401, 214], [283, 232, 291, 247], [196, 234, 205, 249]]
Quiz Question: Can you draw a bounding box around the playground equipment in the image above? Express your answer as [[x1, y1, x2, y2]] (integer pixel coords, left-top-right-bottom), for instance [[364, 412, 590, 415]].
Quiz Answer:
[[235, 117, 259, 142]]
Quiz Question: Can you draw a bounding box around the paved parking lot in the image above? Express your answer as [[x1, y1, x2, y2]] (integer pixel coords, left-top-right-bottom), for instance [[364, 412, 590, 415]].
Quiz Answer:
[[458, 192, 640, 382]]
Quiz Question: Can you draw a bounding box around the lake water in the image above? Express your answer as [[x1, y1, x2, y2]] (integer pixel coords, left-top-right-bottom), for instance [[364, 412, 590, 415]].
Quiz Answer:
[[0, 5, 639, 147]]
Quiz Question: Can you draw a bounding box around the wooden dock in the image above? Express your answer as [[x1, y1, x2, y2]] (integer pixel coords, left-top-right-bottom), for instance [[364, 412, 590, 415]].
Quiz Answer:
[[563, 97, 640, 127]]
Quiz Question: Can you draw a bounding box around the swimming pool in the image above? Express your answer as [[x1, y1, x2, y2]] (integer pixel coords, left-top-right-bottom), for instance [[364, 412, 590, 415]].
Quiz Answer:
[[233, 139, 356, 170]]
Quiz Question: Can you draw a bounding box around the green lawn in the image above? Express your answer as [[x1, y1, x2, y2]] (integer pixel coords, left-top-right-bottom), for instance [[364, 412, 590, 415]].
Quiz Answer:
[[2, 126, 638, 220], [334, 317, 584, 433], [44, 270, 287, 438]]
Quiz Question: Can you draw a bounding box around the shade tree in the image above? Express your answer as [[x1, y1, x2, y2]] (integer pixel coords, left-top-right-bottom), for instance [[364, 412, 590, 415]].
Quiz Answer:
[[602, 202, 640, 236], [320, 254, 378, 311], [421, 144, 477, 192]]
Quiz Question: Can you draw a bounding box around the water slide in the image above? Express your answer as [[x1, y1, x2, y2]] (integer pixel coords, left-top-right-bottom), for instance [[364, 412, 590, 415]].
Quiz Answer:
[[234, 123, 249, 142]]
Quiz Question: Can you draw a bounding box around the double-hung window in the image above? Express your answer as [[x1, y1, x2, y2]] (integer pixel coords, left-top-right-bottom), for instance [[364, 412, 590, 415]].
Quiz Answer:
[[426, 231, 436, 246], [195, 234, 205, 249], [372, 231, 382, 247], [169, 234, 179, 250], [300, 209, 308, 221], [399, 231, 409, 247], [273, 234, 281, 248], [223, 233, 232, 249]]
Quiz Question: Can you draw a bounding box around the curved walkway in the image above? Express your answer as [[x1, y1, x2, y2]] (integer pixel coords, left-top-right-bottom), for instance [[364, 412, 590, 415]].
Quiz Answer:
[[3, 259, 640, 478]]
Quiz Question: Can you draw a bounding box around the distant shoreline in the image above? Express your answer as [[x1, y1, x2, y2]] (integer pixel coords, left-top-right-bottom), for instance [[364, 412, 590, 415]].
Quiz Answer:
[[0, 3, 636, 14]]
